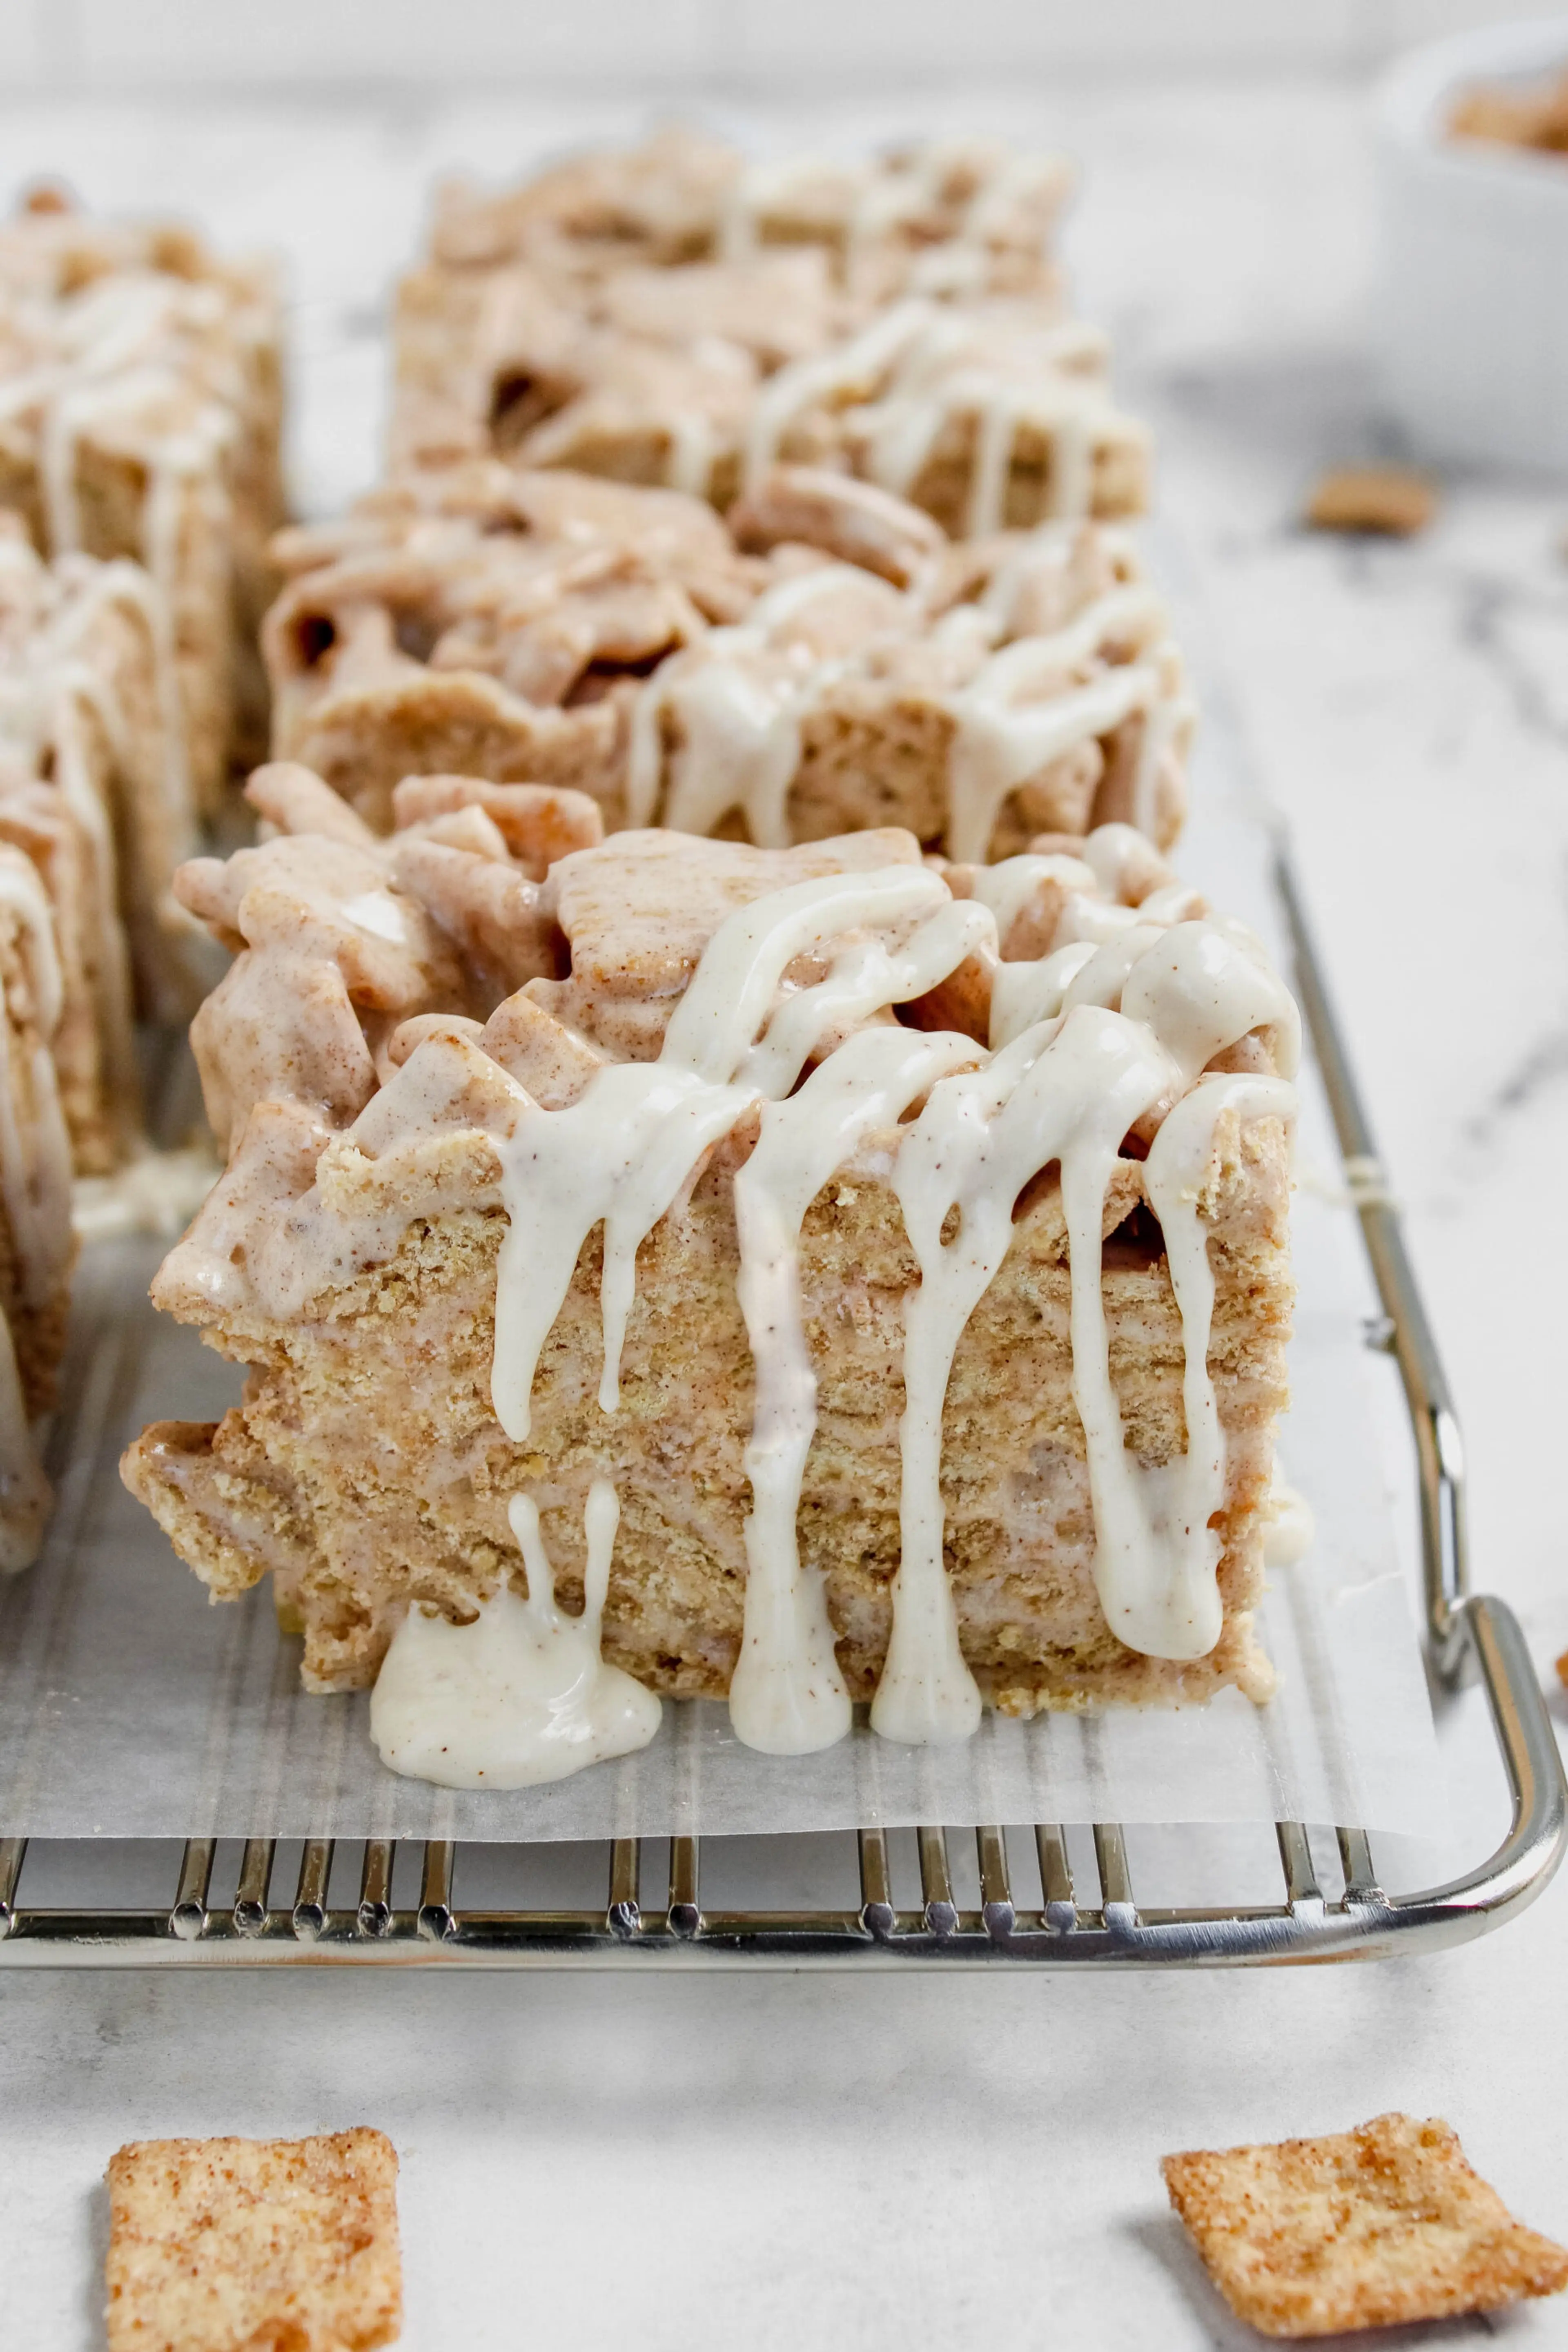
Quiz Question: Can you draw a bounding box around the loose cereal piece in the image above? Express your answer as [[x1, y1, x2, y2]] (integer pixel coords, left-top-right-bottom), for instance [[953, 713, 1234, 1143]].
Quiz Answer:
[[1305, 466, 1436, 537], [1452, 71, 1568, 158], [105, 2127, 401, 2352], [1162, 2111, 1568, 2339]]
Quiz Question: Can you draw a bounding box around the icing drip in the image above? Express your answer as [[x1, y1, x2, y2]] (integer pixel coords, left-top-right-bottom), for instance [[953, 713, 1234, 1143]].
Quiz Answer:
[[492, 1054, 753, 1440], [624, 564, 882, 844], [1263, 1467, 1314, 1567], [729, 1025, 977, 1754], [740, 298, 1123, 535], [370, 1478, 662, 1788], [878, 1008, 1160, 1738], [945, 591, 1169, 865], [627, 564, 1180, 861], [744, 302, 936, 486], [1131, 1074, 1296, 1652], [491, 864, 964, 1440], [878, 991, 1294, 1724]]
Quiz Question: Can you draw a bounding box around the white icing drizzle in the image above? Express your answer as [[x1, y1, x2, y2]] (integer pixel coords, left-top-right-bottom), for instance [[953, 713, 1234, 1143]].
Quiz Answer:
[[739, 298, 1122, 536], [728, 1025, 977, 1753], [945, 601, 1167, 865], [717, 144, 1062, 298], [627, 564, 1181, 861], [624, 582, 833, 845], [878, 994, 1292, 1726], [71, 1144, 219, 1244], [491, 865, 963, 1440], [874, 1004, 1169, 1738], [1263, 1464, 1314, 1567], [979, 519, 1077, 631], [908, 150, 1069, 296], [743, 301, 935, 485], [370, 1478, 662, 1789], [989, 940, 1097, 1048], [1136, 1075, 1296, 1650]]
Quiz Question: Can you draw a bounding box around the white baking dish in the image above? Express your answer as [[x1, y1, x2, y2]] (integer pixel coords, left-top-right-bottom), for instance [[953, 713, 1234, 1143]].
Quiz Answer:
[[1375, 16, 1568, 475]]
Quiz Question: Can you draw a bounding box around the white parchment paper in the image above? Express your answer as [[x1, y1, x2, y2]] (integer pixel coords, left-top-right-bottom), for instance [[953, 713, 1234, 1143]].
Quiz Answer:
[[0, 780, 1446, 1839]]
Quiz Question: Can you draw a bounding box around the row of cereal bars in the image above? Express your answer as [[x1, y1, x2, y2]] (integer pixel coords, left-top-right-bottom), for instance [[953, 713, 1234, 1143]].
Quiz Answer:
[[274, 128, 1186, 862], [0, 128, 1186, 1568]]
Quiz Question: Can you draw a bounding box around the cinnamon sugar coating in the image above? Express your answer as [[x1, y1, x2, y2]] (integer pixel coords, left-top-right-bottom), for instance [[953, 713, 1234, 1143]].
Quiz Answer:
[[123, 776, 1289, 1712]]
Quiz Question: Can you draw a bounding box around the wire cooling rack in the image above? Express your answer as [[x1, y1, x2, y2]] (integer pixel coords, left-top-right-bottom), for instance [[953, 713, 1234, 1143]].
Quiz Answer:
[[0, 837, 1561, 1969]]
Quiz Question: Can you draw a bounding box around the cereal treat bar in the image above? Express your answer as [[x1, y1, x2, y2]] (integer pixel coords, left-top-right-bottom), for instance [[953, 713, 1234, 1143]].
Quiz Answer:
[[0, 186, 285, 806], [123, 768, 1294, 1784], [0, 819, 73, 1572], [265, 462, 1190, 861], [0, 510, 210, 1569], [390, 129, 1145, 535], [425, 126, 1072, 301], [393, 268, 1147, 532], [0, 515, 203, 1054], [0, 833, 74, 1411]]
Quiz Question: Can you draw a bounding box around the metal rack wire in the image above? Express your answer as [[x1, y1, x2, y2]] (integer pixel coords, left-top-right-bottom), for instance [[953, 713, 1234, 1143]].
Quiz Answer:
[[0, 839, 1562, 1968]]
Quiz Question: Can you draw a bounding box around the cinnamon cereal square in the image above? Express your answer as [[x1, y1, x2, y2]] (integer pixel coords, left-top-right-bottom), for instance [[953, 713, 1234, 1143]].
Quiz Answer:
[[1162, 2111, 1568, 2338], [105, 2127, 401, 2352]]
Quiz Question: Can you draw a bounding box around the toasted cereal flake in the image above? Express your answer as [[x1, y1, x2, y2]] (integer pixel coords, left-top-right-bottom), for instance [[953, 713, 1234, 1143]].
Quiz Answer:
[[105, 2127, 401, 2352], [1161, 2111, 1568, 2339], [1304, 466, 1436, 537]]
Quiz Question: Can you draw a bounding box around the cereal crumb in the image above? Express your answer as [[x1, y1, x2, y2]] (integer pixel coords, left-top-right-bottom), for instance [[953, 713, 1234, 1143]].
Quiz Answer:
[[1305, 466, 1436, 537], [1162, 2111, 1568, 2338]]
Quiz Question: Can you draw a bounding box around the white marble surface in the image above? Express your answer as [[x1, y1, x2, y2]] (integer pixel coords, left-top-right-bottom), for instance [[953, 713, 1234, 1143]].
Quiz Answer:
[[5, 76, 1568, 2350]]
